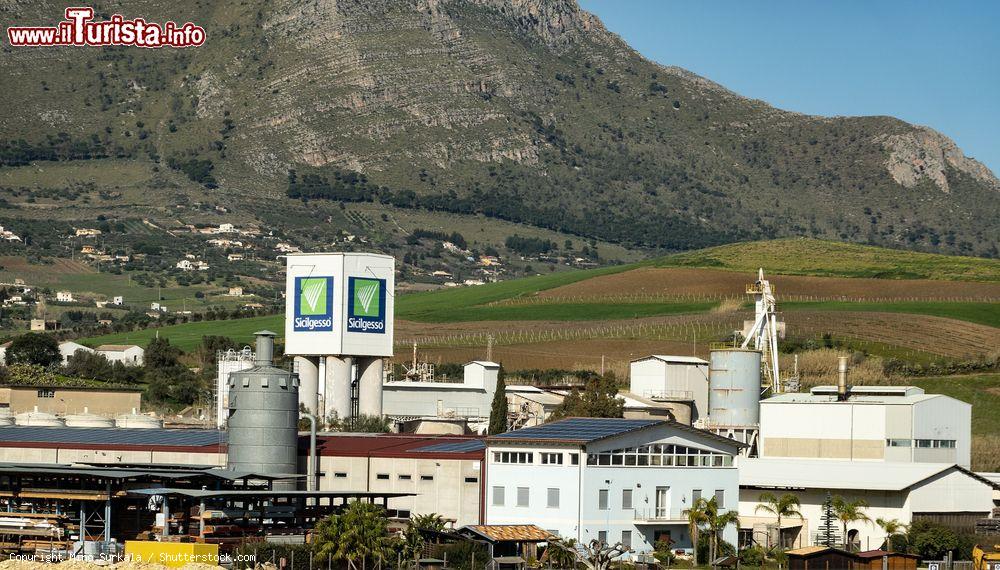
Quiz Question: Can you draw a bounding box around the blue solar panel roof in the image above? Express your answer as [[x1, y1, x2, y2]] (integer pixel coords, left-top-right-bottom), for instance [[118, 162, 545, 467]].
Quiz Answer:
[[490, 418, 662, 443], [0, 426, 226, 447], [415, 440, 486, 453]]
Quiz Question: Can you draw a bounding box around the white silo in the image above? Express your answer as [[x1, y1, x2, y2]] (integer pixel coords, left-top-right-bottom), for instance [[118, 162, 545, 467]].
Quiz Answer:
[[65, 408, 116, 428], [16, 408, 65, 427], [115, 409, 163, 428]]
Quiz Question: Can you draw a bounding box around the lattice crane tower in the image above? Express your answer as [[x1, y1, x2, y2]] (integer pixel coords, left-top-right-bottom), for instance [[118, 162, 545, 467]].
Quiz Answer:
[[740, 268, 781, 392]]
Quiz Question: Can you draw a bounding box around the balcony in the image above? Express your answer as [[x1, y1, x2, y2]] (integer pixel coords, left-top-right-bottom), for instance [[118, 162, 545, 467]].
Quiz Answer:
[[633, 508, 687, 525]]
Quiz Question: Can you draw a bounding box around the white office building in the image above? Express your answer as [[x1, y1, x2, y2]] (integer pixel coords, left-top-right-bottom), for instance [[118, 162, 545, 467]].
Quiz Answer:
[[485, 418, 743, 560], [759, 385, 971, 468]]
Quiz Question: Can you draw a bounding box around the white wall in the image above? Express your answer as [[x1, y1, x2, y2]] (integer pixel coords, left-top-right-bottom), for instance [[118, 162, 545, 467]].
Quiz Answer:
[[629, 359, 709, 420], [912, 398, 971, 468], [59, 342, 93, 365]]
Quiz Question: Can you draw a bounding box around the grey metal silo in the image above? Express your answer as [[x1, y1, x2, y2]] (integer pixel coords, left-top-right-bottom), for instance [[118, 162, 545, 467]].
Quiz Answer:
[[709, 348, 763, 426], [227, 331, 300, 489]]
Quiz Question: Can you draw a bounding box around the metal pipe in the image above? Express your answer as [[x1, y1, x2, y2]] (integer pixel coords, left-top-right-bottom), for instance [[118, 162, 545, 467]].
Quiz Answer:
[[837, 356, 849, 401], [300, 412, 318, 491]]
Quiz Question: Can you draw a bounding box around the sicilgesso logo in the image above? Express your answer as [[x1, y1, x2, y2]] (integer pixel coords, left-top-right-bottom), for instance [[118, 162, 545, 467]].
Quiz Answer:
[[293, 276, 333, 332], [347, 277, 386, 333]]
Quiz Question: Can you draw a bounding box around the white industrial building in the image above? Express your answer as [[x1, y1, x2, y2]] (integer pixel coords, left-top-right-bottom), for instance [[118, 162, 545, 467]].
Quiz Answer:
[[738, 458, 998, 551], [629, 355, 708, 421], [759, 385, 971, 468], [485, 418, 743, 560], [382, 361, 500, 427]]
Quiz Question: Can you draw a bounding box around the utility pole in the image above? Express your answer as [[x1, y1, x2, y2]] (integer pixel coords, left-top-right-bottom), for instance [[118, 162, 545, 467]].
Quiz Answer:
[[486, 334, 494, 362]]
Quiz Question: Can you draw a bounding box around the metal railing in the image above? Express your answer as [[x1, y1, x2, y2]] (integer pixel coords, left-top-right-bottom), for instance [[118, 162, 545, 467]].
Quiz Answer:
[[643, 389, 694, 401]]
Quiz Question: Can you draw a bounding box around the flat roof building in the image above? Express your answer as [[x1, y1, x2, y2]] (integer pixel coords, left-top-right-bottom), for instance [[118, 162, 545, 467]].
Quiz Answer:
[[629, 355, 707, 421], [759, 385, 971, 468]]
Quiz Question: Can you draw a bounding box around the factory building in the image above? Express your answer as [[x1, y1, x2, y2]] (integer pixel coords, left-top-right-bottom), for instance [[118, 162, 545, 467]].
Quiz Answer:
[[759, 385, 972, 468], [738, 458, 998, 551], [382, 361, 500, 428], [485, 418, 743, 560], [629, 355, 707, 421], [0, 384, 143, 417], [314, 433, 485, 526]]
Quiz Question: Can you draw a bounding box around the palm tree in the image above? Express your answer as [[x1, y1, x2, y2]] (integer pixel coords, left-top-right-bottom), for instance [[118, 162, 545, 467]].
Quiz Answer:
[[875, 518, 907, 552], [683, 497, 709, 567], [754, 492, 803, 549], [313, 501, 394, 568], [704, 496, 740, 567], [830, 496, 871, 551]]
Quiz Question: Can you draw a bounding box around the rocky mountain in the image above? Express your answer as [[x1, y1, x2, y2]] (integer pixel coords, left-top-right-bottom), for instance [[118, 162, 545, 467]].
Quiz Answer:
[[1, 0, 997, 257]]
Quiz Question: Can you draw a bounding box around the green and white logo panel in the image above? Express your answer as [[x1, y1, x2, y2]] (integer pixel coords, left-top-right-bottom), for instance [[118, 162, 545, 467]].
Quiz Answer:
[[347, 277, 386, 333]]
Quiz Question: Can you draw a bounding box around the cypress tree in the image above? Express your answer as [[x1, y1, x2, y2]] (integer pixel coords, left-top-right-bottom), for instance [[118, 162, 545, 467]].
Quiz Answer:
[[487, 365, 508, 435]]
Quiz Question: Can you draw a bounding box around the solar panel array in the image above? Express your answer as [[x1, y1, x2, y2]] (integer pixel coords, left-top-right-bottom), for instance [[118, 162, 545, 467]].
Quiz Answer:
[[0, 426, 226, 447], [415, 440, 486, 453], [493, 418, 660, 442]]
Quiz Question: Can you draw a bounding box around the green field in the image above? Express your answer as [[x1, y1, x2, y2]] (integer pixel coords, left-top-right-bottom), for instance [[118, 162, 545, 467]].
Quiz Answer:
[[782, 300, 1000, 328], [82, 314, 282, 352], [655, 238, 1000, 281]]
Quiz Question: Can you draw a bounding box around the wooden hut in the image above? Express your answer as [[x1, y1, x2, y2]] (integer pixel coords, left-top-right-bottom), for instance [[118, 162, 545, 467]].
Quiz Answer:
[[787, 546, 862, 570], [855, 550, 920, 570]]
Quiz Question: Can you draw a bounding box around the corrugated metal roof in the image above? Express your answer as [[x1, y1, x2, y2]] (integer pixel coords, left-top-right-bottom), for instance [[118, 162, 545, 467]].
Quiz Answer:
[[0, 426, 225, 447], [462, 525, 553, 542], [490, 418, 661, 443], [316, 433, 485, 459]]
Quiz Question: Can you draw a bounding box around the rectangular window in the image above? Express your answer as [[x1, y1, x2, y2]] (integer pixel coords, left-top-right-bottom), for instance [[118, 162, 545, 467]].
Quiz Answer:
[[334, 472, 347, 478], [598, 531, 608, 545], [547, 488, 560, 508], [541, 452, 563, 465], [37, 389, 55, 398], [376, 473, 389, 480], [517, 487, 529, 507], [621, 530, 632, 549], [598, 489, 609, 510], [464, 477, 479, 483], [714, 489, 725, 506], [420, 475, 434, 481], [886, 439, 911, 447], [492, 486, 505, 506], [692, 489, 702, 502], [622, 489, 633, 510], [570, 453, 579, 465], [399, 474, 412, 480], [916, 439, 933, 448], [495, 451, 534, 464]]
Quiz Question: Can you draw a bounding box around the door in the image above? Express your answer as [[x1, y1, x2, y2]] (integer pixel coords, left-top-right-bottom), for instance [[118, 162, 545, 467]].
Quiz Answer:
[[655, 487, 670, 519]]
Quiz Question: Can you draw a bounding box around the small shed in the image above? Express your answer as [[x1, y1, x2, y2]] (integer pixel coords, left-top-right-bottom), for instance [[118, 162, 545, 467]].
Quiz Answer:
[[786, 546, 862, 570], [459, 525, 553, 568], [855, 550, 919, 570]]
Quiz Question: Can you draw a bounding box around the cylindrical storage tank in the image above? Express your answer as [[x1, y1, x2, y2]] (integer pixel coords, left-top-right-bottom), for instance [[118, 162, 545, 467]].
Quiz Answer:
[[709, 348, 763, 426], [227, 331, 300, 490], [65, 413, 115, 428], [115, 414, 163, 428], [294, 356, 320, 415], [16, 409, 65, 427], [326, 355, 353, 421], [358, 356, 384, 417]]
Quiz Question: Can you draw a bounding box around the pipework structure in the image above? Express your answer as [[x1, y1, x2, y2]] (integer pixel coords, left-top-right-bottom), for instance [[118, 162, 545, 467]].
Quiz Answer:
[[741, 268, 782, 393]]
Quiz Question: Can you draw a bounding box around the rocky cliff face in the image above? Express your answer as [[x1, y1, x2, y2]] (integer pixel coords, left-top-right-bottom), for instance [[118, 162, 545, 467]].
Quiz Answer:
[[0, 0, 997, 255]]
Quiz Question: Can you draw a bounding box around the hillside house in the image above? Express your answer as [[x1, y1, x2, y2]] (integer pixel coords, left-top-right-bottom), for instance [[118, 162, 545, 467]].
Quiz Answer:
[[80, 245, 96, 255], [95, 344, 144, 366], [58, 341, 93, 365], [227, 253, 245, 261], [112, 296, 124, 305], [75, 228, 101, 237], [55, 291, 74, 303], [227, 287, 244, 297]]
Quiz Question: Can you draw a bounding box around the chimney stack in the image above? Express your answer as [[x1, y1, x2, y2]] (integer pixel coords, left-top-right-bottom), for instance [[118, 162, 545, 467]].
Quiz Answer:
[[837, 356, 850, 401], [254, 330, 276, 365]]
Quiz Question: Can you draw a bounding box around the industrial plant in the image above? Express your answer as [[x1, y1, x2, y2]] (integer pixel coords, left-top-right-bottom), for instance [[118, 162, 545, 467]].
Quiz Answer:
[[0, 254, 995, 568]]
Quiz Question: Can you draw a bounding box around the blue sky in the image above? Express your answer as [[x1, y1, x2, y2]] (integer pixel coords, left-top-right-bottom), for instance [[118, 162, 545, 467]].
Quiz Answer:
[[578, 0, 1000, 177]]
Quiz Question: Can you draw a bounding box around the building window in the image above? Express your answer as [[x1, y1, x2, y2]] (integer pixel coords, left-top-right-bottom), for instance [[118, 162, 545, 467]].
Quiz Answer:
[[936, 440, 956, 448], [598, 489, 609, 510], [692, 489, 702, 503], [420, 475, 434, 481], [399, 474, 412, 480], [464, 477, 479, 483], [517, 487, 529, 507], [37, 389, 55, 398], [714, 489, 725, 506], [494, 451, 534, 464], [492, 486, 505, 506], [622, 489, 633, 510], [547, 488, 560, 508], [886, 439, 911, 447], [915, 439, 933, 448], [541, 452, 563, 465], [584, 443, 734, 468], [570, 453, 579, 465], [376, 473, 389, 480], [334, 472, 347, 478], [621, 530, 632, 549], [598, 531, 608, 545]]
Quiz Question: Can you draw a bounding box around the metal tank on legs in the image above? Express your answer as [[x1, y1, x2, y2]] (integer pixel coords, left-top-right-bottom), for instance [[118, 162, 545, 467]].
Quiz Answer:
[[227, 331, 300, 489], [708, 347, 763, 454]]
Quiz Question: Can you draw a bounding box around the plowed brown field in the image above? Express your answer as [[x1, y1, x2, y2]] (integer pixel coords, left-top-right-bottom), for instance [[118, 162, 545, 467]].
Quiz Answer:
[[536, 267, 1000, 301]]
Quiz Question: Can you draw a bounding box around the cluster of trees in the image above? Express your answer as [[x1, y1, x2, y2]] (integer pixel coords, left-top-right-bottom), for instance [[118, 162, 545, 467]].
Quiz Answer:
[[0, 133, 120, 167], [550, 373, 624, 420], [504, 234, 557, 256], [406, 228, 467, 249], [286, 169, 381, 202], [166, 156, 217, 188]]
